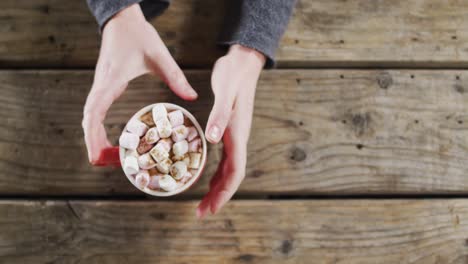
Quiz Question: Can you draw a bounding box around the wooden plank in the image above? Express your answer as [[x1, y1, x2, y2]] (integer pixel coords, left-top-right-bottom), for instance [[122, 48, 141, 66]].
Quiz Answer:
[[1, 0, 468, 67], [1, 70, 468, 196], [1, 199, 468, 263]]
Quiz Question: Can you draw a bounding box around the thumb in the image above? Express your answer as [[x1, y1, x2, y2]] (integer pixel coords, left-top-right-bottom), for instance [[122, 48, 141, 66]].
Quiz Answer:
[[146, 37, 198, 101], [205, 92, 235, 144], [82, 78, 127, 165]]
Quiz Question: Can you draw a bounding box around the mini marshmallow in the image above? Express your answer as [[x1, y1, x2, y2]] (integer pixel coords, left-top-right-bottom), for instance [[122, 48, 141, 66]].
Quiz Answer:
[[156, 117, 172, 138], [187, 126, 198, 142], [145, 127, 160, 144], [137, 137, 154, 155], [173, 140, 188, 157], [188, 152, 201, 169], [188, 138, 201, 153], [152, 104, 167, 121], [181, 171, 193, 184], [148, 175, 162, 189], [170, 161, 188, 180], [138, 153, 157, 169], [168, 110, 184, 127], [182, 155, 191, 167], [159, 174, 177, 191], [123, 156, 139, 176], [171, 125, 189, 142], [125, 149, 139, 158], [157, 138, 173, 152], [156, 158, 172, 174], [140, 111, 155, 126], [149, 144, 169, 163], [135, 170, 150, 189], [119, 132, 140, 150], [126, 119, 148, 137]]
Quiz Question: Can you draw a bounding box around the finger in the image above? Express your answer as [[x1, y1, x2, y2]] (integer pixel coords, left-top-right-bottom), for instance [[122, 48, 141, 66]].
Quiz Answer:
[[209, 135, 247, 215], [146, 36, 198, 101], [82, 115, 113, 164], [94, 146, 121, 167], [205, 90, 236, 144], [209, 150, 227, 189], [83, 77, 127, 165], [196, 149, 226, 219]]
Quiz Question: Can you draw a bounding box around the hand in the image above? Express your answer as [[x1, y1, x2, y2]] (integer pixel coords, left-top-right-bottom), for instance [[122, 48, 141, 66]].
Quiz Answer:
[[82, 4, 197, 165], [197, 44, 265, 218]]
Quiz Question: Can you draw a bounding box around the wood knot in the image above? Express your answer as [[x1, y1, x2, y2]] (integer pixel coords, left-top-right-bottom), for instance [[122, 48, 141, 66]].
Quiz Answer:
[[377, 72, 393, 89], [150, 213, 166, 220], [236, 254, 256, 262], [48, 35, 55, 44], [350, 112, 373, 137], [224, 219, 235, 231], [280, 240, 293, 255], [251, 169, 264, 178], [454, 84, 465, 94], [290, 147, 306, 162]]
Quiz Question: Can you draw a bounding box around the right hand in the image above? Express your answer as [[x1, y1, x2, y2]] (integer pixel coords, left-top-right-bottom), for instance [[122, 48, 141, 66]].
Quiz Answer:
[[82, 4, 197, 165]]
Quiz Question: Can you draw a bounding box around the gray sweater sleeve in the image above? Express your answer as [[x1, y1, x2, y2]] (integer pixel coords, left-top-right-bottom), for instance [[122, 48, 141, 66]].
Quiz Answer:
[[87, 0, 295, 67], [86, 0, 170, 29], [218, 0, 296, 68]]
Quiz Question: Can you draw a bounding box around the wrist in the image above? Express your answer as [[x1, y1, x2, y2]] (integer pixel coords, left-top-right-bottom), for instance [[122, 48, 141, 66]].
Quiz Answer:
[[109, 4, 146, 24], [227, 44, 266, 71]]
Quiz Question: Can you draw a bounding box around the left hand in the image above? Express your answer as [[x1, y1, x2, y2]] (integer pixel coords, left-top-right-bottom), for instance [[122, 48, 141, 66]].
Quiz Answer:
[[197, 44, 265, 218]]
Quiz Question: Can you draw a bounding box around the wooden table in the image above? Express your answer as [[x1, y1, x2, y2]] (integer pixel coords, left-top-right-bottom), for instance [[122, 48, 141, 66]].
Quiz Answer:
[[1, 0, 468, 263]]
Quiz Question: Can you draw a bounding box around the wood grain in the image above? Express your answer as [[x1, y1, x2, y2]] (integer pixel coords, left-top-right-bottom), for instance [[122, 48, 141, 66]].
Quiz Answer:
[[1, 199, 468, 263], [1, 70, 468, 196], [1, 0, 468, 67]]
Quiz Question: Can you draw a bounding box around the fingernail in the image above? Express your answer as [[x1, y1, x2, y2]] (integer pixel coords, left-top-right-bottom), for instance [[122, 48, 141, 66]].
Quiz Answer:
[[209, 125, 220, 141], [188, 89, 198, 98]]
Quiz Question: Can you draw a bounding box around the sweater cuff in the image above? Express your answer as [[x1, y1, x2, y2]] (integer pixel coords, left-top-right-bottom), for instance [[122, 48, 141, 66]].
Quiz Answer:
[[217, 0, 296, 69], [87, 0, 170, 30]]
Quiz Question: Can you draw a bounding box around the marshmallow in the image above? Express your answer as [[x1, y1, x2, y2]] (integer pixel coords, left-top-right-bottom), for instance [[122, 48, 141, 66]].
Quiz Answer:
[[140, 111, 155, 126], [170, 161, 188, 180], [187, 126, 198, 142], [168, 110, 184, 127], [119, 132, 139, 150], [173, 140, 188, 157], [145, 127, 160, 144], [182, 155, 191, 167], [157, 138, 173, 152], [135, 170, 150, 189], [125, 149, 139, 158], [148, 175, 162, 190], [149, 144, 169, 163], [188, 152, 201, 169], [152, 104, 167, 122], [156, 158, 172, 174], [126, 119, 148, 137], [159, 175, 177, 192], [181, 171, 193, 184], [156, 117, 172, 138], [138, 153, 156, 169], [171, 125, 189, 142], [137, 137, 154, 155], [188, 138, 202, 153], [123, 156, 139, 176]]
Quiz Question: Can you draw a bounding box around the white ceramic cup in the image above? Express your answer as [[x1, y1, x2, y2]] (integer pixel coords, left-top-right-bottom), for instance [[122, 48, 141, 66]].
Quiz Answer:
[[119, 103, 207, 196]]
